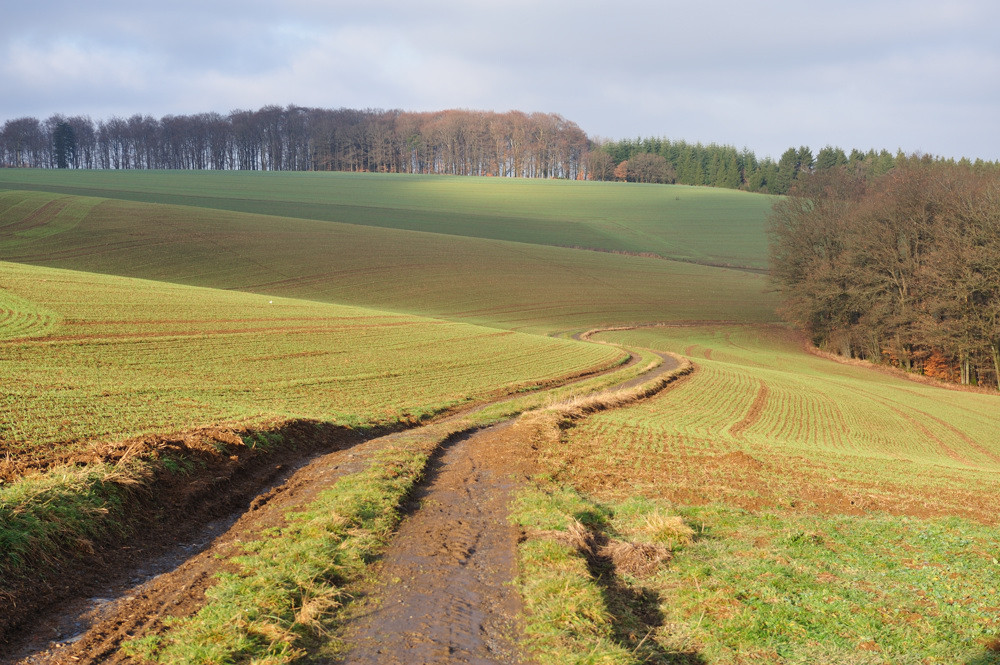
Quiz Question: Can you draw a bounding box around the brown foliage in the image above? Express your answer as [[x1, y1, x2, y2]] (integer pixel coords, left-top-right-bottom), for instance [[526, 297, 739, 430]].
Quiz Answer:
[[769, 159, 1000, 388]]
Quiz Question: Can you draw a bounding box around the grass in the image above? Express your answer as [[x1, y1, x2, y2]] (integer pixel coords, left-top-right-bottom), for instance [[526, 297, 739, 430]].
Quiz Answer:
[[0, 169, 774, 269], [512, 484, 1000, 665], [511, 483, 701, 665], [652, 504, 1000, 664], [0, 460, 147, 576], [0, 189, 775, 333], [123, 443, 431, 664], [3, 170, 998, 661], [0, 259, 619, 460], [116, 344, 674, 665], [554, 325, 1000, 521], [527, 324, 1000, 663]]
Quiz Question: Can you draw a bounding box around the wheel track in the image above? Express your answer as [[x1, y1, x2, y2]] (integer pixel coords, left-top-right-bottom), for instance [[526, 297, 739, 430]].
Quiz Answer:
[[4, 327, 682, 664]]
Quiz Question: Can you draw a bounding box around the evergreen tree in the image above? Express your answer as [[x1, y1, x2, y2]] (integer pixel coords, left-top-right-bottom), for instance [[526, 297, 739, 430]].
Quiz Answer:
[[772, 148, 800, 194], [815, 145, 848, 171], [52, 121, 77, 169]]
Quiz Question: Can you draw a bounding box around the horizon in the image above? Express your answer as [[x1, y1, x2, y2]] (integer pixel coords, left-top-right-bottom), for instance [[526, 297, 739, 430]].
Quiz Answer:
[[2, 1, 998, 163]]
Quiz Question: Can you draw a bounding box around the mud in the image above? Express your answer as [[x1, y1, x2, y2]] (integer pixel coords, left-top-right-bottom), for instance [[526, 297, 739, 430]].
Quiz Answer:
[[2, 329, 665, 663], [3, 427, 414, 665], [335, 344, 682, 663], [341, 422, 531, 664]]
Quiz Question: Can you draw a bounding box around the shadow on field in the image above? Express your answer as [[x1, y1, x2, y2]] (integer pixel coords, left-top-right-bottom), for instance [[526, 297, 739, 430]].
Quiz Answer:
[[582, 531, 706, 664], [967, 645, 1000, 665]]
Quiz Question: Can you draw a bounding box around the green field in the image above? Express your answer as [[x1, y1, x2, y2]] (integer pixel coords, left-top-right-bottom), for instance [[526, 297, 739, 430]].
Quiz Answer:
[[560, 325, 1000, 519], [0, 169, 773, 269], [1, 170, 997, 663], [0, 189, 775, 333], [529, 325, 1000, 662], [0, 259, 619, 463]]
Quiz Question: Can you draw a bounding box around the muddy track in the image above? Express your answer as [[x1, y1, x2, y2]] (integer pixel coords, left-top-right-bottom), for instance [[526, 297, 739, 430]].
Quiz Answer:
[[336, 346, 681, 663], [339, 422, 528, 664], [4, 330, 679, 664], [3, 429, 407, 665]]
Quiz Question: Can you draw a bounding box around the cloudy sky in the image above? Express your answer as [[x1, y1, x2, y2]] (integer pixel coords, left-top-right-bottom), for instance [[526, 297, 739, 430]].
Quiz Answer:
[[2, 0, 998, 161]]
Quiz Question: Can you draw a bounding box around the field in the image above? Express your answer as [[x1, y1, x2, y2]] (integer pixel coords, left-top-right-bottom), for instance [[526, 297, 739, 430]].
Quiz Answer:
[[0, 259, 619, 466], [563, 325, 1000, 517], [0, 188, 775, 332], [0, 170, 998, 664], [531, 325, 1000, 662], [0, 169, 773, 270]]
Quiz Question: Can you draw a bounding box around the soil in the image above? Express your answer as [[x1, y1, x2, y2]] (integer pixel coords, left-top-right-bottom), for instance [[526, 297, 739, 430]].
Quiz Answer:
[[728, 380, 769, 437], [3, 425, 439, 665], [2, 332, 649, 664], [339, 422, 534, 664], [336, 348, 683, 664]]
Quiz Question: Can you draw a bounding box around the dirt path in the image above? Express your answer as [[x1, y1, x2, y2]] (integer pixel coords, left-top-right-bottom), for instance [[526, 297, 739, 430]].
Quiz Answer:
[[4, 331, 679, 664], [339, 422, 529, 664], [336, 348, 681, 664], [4, 430, 408, 665]]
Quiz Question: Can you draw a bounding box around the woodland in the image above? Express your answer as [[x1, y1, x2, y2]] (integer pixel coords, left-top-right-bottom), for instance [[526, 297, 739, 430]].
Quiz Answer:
[[5, 105, 998, 195], [768, 157, 1000, 388]]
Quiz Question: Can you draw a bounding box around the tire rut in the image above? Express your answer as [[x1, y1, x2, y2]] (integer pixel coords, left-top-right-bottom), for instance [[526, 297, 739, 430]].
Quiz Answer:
[[6, 327, 681, 664], [339, 422, 525, 664], [337, 341, 683, 663]]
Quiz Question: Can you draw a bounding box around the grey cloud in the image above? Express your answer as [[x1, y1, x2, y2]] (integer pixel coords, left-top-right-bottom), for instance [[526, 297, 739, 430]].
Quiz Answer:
[[1, 0, 998, 160]]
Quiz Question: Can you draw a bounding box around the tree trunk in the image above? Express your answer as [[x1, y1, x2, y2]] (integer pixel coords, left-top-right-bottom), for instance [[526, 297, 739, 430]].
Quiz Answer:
[[991, 342, 1000, 391]]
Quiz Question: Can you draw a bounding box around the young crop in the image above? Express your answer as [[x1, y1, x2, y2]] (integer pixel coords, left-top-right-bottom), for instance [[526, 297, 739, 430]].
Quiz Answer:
[[0, 187, 776, 334], [551, 324, 1000, 522], [0, 260, 620, 466]]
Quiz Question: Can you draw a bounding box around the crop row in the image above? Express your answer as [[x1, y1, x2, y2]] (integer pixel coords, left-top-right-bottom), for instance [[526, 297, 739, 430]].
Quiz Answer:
[[0, 261, 619, 458], [574, 326, 1000, 501], [0, 190, 776, 334], [0, 169, 775, 269]]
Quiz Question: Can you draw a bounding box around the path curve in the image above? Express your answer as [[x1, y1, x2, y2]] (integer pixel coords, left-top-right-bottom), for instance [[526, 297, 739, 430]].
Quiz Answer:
[[6, 326, 687, 665], [339, 327, 687, 663]]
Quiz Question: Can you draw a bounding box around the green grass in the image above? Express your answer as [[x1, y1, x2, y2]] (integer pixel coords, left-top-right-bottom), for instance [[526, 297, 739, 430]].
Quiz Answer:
[[529, 324, 1000, 663], [0, 461, 146, 576], [511, 482, 701, 665], [116, 347, 675, 665], [658, 504, 1000, 664], [513, 484, 1000, 665], [558, 325, 1000, 520], [3, 169, 998, 661], [123, 444, 431, 664], [0, 169, 774, 269], [0, 189, 776, 334], [0, 260, 620, 458]]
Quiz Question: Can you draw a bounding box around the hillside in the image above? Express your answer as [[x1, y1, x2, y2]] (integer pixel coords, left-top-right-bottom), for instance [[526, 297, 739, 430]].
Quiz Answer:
[[0, 187, 776, 333], [0, 169, 773, 270], [1, 170, 998, 664], [0, 260, 620, 464]]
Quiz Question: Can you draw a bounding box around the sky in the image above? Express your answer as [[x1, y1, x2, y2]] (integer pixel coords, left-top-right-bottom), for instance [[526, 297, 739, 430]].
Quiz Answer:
[[2, 0, 999, 161]]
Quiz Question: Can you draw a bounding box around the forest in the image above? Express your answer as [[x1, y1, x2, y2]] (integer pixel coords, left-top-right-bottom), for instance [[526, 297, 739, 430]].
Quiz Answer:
[[5, 104, 998, 196], [768, 157, 1000, 388], [0, 107, 589, 179], [592, 138, 906, 194]]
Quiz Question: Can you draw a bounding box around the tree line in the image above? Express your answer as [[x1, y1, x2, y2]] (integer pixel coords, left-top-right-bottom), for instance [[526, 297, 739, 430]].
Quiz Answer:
[[592, 137, 1000, 193], [768, 157, 1000, 388], [0, 106, 589, 178], [8, 105, 999, 190]]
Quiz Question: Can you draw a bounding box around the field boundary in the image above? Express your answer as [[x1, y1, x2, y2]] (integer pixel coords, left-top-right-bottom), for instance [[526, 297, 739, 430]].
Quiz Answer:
[[804, 340, 1000, 395]]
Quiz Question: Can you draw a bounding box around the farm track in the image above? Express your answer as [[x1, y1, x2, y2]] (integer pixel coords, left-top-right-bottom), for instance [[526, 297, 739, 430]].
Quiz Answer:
[[339, 348, 681, 664], [4, 334, 679, 664]]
